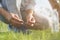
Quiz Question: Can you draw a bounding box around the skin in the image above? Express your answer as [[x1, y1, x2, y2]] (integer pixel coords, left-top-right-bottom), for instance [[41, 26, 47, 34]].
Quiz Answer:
[[0, 8, 23, 27], [0, 8, 35, 27], [25, 9, 35, 26]]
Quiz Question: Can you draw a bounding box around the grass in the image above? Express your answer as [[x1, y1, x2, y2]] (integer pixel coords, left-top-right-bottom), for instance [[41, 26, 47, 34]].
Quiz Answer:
[[0, 21, 60, 40]]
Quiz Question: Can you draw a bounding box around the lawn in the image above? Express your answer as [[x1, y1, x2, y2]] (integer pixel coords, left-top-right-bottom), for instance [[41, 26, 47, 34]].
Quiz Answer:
[[0, 21, 60, 40]]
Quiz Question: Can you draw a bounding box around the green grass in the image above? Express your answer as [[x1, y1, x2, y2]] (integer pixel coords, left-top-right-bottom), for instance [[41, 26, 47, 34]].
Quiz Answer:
[[0, 21, 60, 40]]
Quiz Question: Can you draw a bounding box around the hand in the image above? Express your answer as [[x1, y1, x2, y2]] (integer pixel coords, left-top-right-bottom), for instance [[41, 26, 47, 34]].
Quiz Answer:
[[7, 13, 24, 27], [26, 14, 35, 26], [0, 8, 23, 27]]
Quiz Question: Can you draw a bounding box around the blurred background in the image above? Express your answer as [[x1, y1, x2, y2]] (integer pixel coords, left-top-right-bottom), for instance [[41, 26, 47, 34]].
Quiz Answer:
[[0, 0, 60, 40]]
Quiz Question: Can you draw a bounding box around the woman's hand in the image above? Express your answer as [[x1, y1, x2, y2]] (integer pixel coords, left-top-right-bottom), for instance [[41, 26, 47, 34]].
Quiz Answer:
[[26, 14, 35, 26], [7, 13, 24, 27], [0, 8, 23, 27]]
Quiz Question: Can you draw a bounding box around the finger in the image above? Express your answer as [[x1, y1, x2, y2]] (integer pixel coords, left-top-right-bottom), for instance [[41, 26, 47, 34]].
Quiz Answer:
[[31, 17, 35, 23], [26, 21, 34, 27], [29, 20, 35, 24], [11, 18, 23, 24], [14, 14, 20, 19], [29, 17, 35, 23], [11, 13, 19, 19], [27, 20, 35, 26], [28, 20, 35, 24], [14, 20, 23, 25], [12, 17, 24, 23]]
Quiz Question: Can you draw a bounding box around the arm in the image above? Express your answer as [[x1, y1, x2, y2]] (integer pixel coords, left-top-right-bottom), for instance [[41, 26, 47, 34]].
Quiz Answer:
[[0, 8, 12, 22], [0, 0, 24, 27], [24, 0, 36, 26], [0, 7, 24, 27], [0, 3, 23, 27], [0, 3, 12, 23]]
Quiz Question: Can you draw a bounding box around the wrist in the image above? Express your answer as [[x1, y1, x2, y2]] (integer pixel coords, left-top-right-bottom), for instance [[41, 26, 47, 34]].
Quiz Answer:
[[25, 9, 33, 15], [5, 13, 12, 23], [7, 13, 12, 22]]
